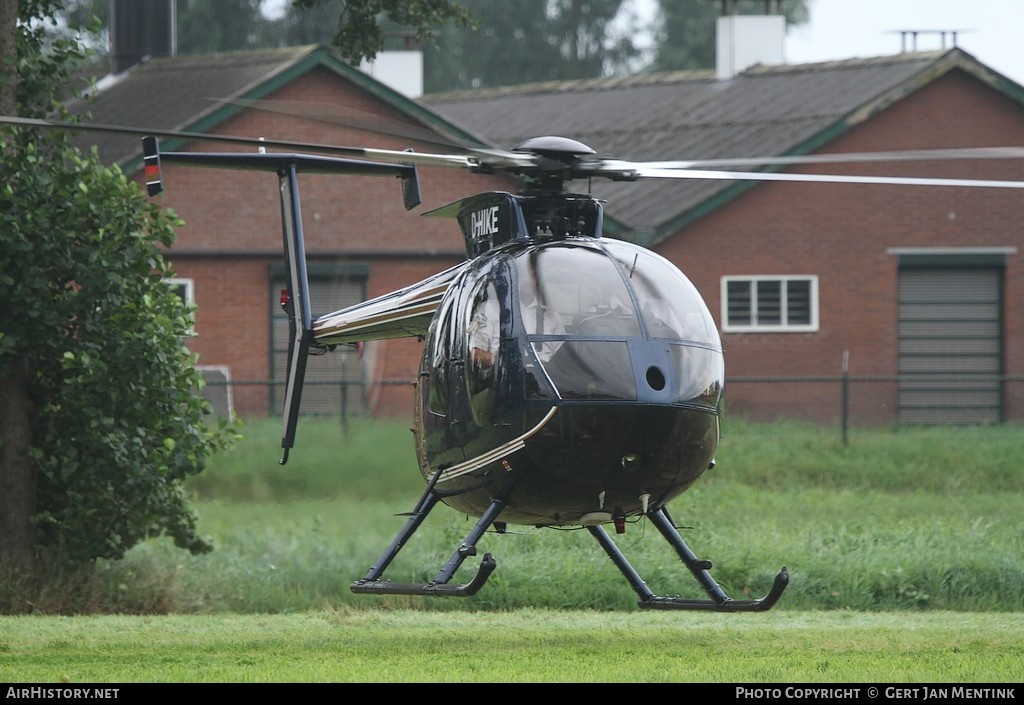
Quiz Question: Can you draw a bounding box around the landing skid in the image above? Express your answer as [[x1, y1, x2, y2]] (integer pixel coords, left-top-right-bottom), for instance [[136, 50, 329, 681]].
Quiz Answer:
[[350, 469, 512, 597], [351, 473, 787, 609], [589, 506, 789, 611]]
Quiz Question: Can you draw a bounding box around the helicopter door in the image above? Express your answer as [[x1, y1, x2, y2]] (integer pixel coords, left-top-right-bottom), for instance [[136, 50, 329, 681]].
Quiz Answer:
[[464, 277, 501, 425], [426, 288, 459, 417]]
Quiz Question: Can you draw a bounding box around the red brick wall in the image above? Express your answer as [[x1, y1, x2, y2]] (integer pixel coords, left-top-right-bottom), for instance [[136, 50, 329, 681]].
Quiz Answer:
[[656, 70, 1024, 424], [136, 67, 512, 420], [139, 67, 1024, 425], [170, 258, 274, 414]]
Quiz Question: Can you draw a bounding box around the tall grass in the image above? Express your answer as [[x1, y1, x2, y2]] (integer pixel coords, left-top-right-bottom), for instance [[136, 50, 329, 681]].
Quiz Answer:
[[33, 416, 1024, 614]]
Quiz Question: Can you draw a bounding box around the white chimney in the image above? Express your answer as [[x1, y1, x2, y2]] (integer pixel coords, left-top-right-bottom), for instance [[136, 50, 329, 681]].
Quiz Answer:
[[359, 51, 424, 98], [716, 15, 786, 79]]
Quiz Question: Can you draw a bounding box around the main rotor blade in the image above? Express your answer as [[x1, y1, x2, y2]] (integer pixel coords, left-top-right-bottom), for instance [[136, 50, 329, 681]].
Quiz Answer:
[[629, 146, 1024, 170], [7, 114, 1021, 188], [221, 97, 468, 150], [216, 99, 541, 170], [0, 115, 495, 170], [0, 115, 362, 152], [632, 166, 1024, 189]]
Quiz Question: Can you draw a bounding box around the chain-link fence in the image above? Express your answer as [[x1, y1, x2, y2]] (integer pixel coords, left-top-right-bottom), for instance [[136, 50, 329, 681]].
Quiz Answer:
[[197, 374, 1024, 445]]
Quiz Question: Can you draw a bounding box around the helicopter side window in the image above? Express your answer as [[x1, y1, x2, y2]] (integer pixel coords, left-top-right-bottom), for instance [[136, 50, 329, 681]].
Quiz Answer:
[[427, 293, 458, 415], [465, 278, 500, 425]]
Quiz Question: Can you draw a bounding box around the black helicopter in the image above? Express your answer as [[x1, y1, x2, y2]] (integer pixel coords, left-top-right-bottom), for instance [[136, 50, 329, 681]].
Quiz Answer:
[[7, 115, 1024, 611]]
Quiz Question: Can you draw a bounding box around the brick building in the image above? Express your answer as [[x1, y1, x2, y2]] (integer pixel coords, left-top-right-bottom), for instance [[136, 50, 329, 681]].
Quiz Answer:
[[73, 45, 517, 418], [72, 43, 1024, 426]]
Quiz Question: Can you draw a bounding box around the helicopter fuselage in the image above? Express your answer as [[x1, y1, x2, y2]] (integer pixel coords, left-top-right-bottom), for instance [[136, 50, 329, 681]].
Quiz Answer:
[[411, 192, 725, 527], [123, 136, 786, 609]]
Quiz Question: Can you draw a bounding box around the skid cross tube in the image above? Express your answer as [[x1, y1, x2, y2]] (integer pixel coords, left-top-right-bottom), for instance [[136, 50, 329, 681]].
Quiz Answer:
[[588, 506, 789, 611]]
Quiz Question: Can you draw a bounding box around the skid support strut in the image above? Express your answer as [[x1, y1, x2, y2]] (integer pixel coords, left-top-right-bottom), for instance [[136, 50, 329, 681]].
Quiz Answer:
[[350, 471, 515, 597], [588, 506, 788, 611]]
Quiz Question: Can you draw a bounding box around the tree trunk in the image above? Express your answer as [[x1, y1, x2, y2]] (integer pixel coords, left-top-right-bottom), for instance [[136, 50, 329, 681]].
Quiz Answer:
[[0, 0, 40, 573], [0, 0, 14, 117], [0, 359, 39, 570]]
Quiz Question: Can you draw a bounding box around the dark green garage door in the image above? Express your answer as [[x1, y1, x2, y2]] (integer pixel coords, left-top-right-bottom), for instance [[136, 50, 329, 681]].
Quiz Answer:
[[271, 266, 369, 417], [898, 266, 1003, 424]]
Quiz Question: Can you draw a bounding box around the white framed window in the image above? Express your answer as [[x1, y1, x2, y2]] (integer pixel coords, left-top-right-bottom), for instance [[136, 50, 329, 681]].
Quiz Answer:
[[721, 275, 819, 332], [196, 365, 235, 420], [167, 277, 196, 336], [167, 277, 195, 307]]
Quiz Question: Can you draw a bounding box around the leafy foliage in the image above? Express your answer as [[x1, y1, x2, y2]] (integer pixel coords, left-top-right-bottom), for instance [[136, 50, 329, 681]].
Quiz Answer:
[[176, 0, 273, 55], [55, 1, 811, 93], [424, 0, 644, 91], [291, 0, 474, 63], [1, 0, 238, 574]]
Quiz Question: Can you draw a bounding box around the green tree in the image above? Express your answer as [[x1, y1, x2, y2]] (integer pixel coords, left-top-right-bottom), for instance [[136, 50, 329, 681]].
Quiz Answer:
[[651, 0, 809, 73], [176, 0, 277, 54], [291, 0, 475, 63], [56, 1, 649, 92], [1, 0, 237, 608], [259, 0, 343, 48], [424, 0, 644, 92]]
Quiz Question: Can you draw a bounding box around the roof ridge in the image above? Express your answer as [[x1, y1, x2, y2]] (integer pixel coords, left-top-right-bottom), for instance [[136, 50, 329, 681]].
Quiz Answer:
[[421, 51, 960, 102], [142, 43, 321, 70], [744, 49, 951, 76], [104, 46, 954, 101], [421, 69, 716, 102]]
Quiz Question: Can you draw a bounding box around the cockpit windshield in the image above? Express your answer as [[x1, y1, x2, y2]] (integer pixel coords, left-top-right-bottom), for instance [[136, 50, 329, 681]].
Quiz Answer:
[[513, 242, 723, 407], [513, 241, 719, 345], [514, 244, 639, 339], [602, 240, 720, 345]]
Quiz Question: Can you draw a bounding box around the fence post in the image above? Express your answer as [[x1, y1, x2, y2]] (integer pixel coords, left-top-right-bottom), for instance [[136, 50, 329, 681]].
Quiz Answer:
[[340, 378, 349, 435], [841, 350, 849, 446]]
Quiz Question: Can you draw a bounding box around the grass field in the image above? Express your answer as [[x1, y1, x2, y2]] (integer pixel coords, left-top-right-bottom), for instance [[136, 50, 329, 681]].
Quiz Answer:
[[3, 610, 1023, 683], [147, 416, 1024, 614], [2, 416, 1022, 683]]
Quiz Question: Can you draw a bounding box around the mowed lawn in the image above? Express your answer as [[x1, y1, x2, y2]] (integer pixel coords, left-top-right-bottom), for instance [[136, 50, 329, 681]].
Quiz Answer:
[[2, 609, 1024, 683], [2, 418, 1022, 683]]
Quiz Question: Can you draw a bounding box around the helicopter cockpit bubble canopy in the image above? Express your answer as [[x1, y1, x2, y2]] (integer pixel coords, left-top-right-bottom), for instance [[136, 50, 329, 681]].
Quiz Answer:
[[424, 191, 604, 258], [511, 239, 723, 410]]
